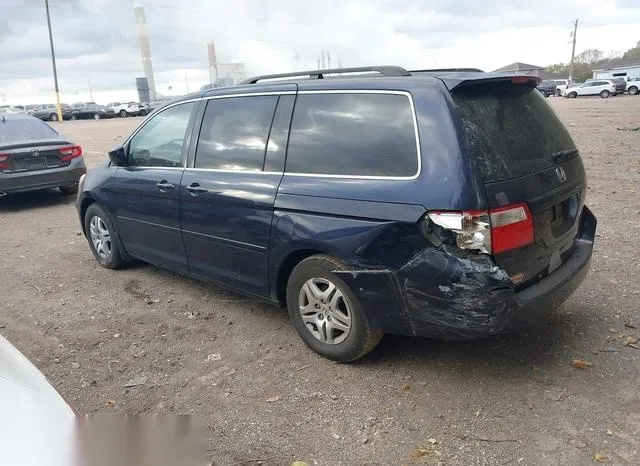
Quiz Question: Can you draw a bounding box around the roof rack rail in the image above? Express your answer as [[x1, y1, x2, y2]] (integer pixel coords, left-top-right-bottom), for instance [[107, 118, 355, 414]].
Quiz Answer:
[[240, 66, 411, 84], [410, 68, 484, 73]]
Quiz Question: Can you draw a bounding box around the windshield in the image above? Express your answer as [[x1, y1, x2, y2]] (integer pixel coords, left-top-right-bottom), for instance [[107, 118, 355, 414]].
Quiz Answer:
[[453, 82, 576, 182], [0, 119, 58, 144]]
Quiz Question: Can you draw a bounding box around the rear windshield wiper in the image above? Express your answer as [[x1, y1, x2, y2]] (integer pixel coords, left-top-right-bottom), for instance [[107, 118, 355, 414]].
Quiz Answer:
[[552, 149, 579, 163]]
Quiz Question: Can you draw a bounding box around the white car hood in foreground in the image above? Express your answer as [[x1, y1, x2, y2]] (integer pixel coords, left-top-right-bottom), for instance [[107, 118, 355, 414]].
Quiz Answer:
[[0, 335, 76, 466]]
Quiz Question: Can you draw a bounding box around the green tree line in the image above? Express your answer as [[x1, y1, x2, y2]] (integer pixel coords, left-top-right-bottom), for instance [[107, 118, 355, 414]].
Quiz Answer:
[[547, 41, 640, 82]]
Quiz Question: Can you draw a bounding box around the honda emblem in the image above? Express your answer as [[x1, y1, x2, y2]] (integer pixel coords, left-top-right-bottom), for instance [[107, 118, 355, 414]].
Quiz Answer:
[[556, 167, 567, 182], [31, 149, 40, 157]]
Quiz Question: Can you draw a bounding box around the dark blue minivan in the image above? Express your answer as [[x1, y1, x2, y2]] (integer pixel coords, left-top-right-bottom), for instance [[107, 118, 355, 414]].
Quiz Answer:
[[77, 66, 596, 361]]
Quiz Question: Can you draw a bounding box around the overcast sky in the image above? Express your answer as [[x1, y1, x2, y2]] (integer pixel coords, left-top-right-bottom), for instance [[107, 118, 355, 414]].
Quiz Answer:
[[1, 0, 639, 104]]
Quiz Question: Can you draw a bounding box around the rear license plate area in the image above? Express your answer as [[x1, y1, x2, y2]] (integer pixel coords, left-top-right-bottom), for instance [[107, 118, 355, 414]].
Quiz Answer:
[[27, 158, 47, 170]]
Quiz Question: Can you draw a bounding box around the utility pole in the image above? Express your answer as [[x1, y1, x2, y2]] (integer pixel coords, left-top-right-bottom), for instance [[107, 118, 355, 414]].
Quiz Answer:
[[568, 18, 579, 83], [321, 50, 326, 69], [184, 70, 190, 93], [88, 76, 94, 102], [327, 51, 331, 69], [45, 0, 63, 122]]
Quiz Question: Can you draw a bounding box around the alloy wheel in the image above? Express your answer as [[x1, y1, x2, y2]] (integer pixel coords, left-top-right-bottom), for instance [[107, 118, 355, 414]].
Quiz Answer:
[[298, 277, 352, 344], [89, 216, 112, 260]]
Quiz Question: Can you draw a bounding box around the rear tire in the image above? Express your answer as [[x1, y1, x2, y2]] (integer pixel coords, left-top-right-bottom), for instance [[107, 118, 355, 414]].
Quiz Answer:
[[568, 92, 577, 99], [50, 113, 58, 121], [119, 110, 127, 118], [629, 86, 638, 95], [84, 203, 124, 269], [555, 89, 562, 97], [59, 185, 77, 195], [93, 113, 101, 120], [71, 114, 78, 120], [286, 254, 383, 362], [600, 90, 610, 98]]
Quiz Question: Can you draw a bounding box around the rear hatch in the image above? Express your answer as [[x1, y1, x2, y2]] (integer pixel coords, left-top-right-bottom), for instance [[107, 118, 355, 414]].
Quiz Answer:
[[451, 78, 585, 288], [0, 118, 73, 173]]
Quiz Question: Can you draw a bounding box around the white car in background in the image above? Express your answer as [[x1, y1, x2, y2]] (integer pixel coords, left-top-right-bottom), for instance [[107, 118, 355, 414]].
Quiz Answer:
[[563, 79, 617, 99], [0, 334, 77, 465], [106, 101, 140, 118], [552, 79, 571, 96]]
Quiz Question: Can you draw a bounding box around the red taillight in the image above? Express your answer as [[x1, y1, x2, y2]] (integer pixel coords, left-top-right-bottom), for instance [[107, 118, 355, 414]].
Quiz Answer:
[[426, 203, 534, 255], [512, 76, 530, 84], [0, 153, 9, 169], [489, 203, 534, 254], [59, 145, 83, 162]]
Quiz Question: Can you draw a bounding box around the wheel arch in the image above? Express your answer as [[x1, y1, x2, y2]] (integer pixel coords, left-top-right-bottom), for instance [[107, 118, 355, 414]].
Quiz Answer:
[[274, 248, 329, 306]]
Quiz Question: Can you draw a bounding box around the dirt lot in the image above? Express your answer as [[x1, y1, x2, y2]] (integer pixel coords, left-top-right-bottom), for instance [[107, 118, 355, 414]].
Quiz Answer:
[[1, 96, 639, 465]]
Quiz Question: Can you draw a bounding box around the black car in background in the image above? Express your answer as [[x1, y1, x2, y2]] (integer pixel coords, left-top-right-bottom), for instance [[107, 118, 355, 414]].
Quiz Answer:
[[609, 77, 627, 95], [70, 103, 115, 120], [0, 113, 86, 196], [31, 104, 73, 122], [536, 80, 557, 97]]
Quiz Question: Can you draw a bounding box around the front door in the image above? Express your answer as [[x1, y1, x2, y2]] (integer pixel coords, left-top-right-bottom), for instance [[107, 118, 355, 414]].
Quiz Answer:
[[110, 101, 197, 272], [181, 91, 294, 296]]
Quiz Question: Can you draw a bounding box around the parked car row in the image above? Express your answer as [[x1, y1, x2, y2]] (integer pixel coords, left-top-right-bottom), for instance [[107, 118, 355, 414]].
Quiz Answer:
[[562, 78, 626, 99], [18, 102, 160, 122]]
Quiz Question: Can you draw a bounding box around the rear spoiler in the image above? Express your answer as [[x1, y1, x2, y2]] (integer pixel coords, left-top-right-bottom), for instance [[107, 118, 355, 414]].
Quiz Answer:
[[428, 72, 542, 91]]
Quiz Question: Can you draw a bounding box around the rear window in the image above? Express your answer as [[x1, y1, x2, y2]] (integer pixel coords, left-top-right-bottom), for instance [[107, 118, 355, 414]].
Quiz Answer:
[[453, 83, 576, 182], [0, 119, 58, 144], [286, 93, 418, 177]]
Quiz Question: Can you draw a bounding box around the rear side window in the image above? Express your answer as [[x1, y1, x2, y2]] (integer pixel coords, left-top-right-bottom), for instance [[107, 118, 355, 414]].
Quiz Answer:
[[0, 119, 58, 144], [286, 93, 418, 177], [195, 96, 278, 171], [453, 83, 576, 182]]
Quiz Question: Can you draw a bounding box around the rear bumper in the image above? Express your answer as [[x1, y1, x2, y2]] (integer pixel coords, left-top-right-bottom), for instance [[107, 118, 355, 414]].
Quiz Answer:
[[0, 158, 86, 194], [336, 206, 596, 340]]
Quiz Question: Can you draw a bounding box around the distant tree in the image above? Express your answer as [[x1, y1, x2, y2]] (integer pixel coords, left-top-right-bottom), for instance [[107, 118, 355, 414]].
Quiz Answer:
[[622, 40, 640, 60], [575, 48, 604, 64]]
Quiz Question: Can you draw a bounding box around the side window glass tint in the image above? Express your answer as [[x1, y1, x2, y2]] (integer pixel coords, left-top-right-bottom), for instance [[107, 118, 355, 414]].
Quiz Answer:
[[128, 102, 195, 168], [195, 96, 278, 171], [286, 93, 418, 177]]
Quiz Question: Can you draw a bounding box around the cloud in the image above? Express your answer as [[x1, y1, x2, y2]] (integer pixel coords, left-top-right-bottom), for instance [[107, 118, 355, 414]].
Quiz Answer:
[[0, 0, 639, 104]]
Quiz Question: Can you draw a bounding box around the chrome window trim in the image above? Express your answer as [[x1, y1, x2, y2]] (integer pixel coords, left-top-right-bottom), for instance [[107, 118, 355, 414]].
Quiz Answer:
[[122, 92, 295, 150], [285, 90, 421, 181], [123, 90, 422, 181]]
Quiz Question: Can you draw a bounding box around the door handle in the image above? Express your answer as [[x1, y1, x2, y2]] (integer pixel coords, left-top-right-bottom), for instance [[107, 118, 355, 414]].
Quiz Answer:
[[156, 180, 175, 190], [186, 183, 208, 195]]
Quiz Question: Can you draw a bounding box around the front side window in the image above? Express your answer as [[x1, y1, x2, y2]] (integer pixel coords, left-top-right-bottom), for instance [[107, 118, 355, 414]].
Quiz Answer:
[[285, 93, 418, 177], [194, 96, 278, 171], [128, 102, 195, 168]]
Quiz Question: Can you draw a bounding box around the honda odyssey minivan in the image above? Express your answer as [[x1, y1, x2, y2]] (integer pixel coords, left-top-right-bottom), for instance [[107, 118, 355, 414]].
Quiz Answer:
[[77, 66, 596, 361]]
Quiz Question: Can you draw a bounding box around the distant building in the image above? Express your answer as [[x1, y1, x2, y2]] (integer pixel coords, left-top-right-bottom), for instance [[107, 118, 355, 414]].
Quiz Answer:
[[492, 62, 568, 80], [207, 41, 245, 86], [592, 62, 640, 80]]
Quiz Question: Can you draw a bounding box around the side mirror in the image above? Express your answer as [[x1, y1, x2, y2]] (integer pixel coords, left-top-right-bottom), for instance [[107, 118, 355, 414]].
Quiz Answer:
[[108, 145, 127, 166]]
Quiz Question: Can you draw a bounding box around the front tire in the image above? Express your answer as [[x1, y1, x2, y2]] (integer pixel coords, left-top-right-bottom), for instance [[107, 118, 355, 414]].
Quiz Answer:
[[50, 113, 58, 121], [568, 92, 577, 99], [555, 89, 562, 97], [71, 114, 78, 120], [629, 86, 638, 95], [600, 90, 610, 98], [119, 110, 127, 118], [93, 113, 101, 120], [286, 254, 383, 362], [84, 204, 124, 269]]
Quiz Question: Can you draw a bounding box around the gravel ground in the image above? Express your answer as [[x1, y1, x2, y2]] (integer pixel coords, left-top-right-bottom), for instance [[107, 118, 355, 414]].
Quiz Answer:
[[1, 96, 639, 465]]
